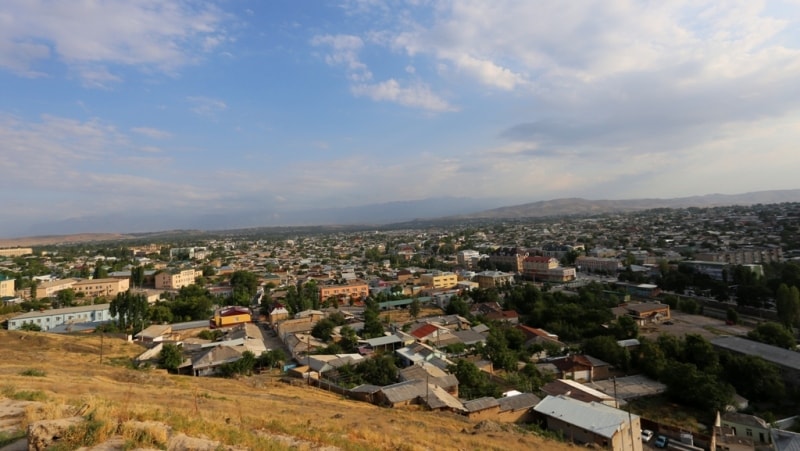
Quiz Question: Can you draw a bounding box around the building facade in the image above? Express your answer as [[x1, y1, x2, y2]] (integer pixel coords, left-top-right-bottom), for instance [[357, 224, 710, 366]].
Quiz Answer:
[[576, 256, 621, 273], [0, 275, 15, 298], [319, 281, 369, 303], [35, 279, 77, 299], [0, 248, 33, 258], [8, 304, 114, 331], [488, 247, 528, 273], [72, 278, 130, 298], [155, 269, 197, 290], [456, 250, 481, 269], [420, 271, 458, 289], [522, 256, 577, 282]]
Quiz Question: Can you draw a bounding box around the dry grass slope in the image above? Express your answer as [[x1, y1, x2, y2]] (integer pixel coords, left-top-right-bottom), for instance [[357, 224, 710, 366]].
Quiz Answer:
[[0, 330, 576, 450]]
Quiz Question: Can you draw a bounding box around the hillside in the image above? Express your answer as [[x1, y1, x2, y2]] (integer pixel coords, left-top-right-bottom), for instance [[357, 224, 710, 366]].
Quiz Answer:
[[0, 331, 574, 450], [449, 189, 800, 220]]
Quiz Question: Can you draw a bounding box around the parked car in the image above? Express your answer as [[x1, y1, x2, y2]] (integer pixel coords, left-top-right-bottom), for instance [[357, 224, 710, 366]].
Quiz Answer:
[[655, 435, 668, 448], [641, 429, 654, 442]]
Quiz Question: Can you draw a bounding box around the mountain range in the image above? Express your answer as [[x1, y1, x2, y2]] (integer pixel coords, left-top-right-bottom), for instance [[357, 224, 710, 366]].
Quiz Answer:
[[7, 189, 800, 240]]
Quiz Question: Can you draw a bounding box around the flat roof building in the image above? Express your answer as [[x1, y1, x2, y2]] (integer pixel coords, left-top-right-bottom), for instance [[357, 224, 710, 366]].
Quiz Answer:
[[8, 304, 114, 331]]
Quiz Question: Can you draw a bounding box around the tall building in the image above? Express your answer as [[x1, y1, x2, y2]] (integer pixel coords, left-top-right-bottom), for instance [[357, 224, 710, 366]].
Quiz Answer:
[[488, 248, 528, 273], [420, 271, 458, 289], [155, 269, 197, 290], [456, 250, 481, 269]]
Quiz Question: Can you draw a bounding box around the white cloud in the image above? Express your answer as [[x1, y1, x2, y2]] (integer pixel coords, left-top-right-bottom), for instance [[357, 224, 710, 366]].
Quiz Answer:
[[351, 79, 456, 112], [0, 0, 229, 85], [132, 127, 172, 139], [311, 34, 372, 81], [187, 96, 228, 117]]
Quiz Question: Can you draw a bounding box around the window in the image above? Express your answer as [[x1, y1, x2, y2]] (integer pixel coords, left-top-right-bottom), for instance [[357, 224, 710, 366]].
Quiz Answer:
[[746, 429, 752, 437]]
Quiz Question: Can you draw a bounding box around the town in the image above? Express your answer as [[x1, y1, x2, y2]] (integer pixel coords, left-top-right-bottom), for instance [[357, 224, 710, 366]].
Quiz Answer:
[[2, 201, 800, 451]]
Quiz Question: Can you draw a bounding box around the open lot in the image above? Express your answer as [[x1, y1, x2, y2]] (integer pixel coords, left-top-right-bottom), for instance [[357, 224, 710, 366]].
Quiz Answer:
[[640, 311, 752, 340]]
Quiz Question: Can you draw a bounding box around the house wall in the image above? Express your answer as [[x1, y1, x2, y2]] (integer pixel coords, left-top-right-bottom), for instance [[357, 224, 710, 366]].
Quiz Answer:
[[0, 278, 14, 298], [72, 278, 129, 298], [545, 417, 611, 448], [8, 305, 113, 331], [466, 406, 502, 422], [721, 420, 770, 445], [497, 408, 535, 424], [0, 248, 32, 257], [212, 312, 251, 328]]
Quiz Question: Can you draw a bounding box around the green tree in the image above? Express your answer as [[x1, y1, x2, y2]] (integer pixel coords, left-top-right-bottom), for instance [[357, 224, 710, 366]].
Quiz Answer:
[[257, 349, 287, 370], [362, 300, 385, 339], [748, 322, 797, 349], [720, 352, 785, 402], [338, 326, 359, 353], [311, 318, 336, 342], [109, 290, 149, 333], [447, 359, 501, 400], [55, 288, 76, 308], [93, 265, 108, 280], [230, 270, 259, 306], [776, 284, 800, 329], [409, 298, 421, 319], [355, 354, 397, 386], [610, 315, 638, 340], [726, 307, 739, 325], [20, 322, 42, 331], [158, 343, 183, 372], [130, 266, 145, 288]]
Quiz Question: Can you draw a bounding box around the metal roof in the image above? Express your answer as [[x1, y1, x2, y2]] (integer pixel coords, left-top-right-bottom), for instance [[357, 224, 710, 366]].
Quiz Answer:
[[498, 393, 541, 412], [463, 397, 500, 412], [712, 335, 800, 371], [534, 395, 638, 439]]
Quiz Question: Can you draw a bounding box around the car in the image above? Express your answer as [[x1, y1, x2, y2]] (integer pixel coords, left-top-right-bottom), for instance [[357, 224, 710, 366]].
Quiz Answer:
[[654, 435, 668, 448], [641, 429, 654, 442]]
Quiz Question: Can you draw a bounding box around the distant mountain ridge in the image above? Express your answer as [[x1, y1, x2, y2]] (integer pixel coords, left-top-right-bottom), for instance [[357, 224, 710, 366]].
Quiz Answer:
[[449, 189, 800, 219], [4, 189, 800, 241]]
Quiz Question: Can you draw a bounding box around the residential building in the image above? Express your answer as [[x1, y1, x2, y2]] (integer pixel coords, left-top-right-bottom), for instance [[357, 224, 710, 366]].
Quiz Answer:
[[612, 303, 670, 326], [0, 274, 15, 298], [488, 248, 528, 273], [210, 306, 252, 329], [695, 247, 782, 265], [456, 249, 481, 269], [8, 304, 115, 331], [576, 256, 621, 273], [0, 248, 33, 257], [155, 269, 197, 290], [534, 395, 643, 451], [720, 412, 771, 446], [34, 278, 77, 299], [420, 271, 458, 289], [72, 278, 130, 298], [474, 271, 515, 289], [318, 280, 369, 303], [522, 256, 576, 282]]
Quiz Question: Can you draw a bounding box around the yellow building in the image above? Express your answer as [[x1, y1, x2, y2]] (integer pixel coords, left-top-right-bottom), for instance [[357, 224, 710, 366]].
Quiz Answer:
[[72, 278, 130, 299], [420, 271, 458, 289], [210, 306, 252, 329], [35, 279, 77, 299], [155, 269, 197, 290], [0, 275, 15, 298], [319, 281, 369, 303], [0, 248, 33, 258]]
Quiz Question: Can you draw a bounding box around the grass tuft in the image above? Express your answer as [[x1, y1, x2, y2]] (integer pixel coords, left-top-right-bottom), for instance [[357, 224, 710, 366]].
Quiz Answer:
[[19, 368, 47, 377]]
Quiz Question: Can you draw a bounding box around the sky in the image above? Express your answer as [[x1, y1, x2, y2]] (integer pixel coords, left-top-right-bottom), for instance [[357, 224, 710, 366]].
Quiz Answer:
[[2, 0, 800, 237]]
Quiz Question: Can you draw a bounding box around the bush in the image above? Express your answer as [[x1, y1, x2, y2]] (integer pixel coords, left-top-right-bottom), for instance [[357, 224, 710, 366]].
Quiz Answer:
[[19, 368, 46, 377]]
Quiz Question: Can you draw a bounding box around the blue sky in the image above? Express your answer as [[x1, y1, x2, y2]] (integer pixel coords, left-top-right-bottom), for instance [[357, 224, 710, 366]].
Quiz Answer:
[[2, 0, 800, 236]]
